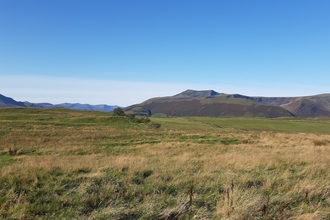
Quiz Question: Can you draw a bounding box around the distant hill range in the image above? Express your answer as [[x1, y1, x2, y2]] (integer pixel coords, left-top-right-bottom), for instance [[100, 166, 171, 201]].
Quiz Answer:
[[0, 94, 120, 112], [124, 89, 330, 118], [2, 91, 330, 117]]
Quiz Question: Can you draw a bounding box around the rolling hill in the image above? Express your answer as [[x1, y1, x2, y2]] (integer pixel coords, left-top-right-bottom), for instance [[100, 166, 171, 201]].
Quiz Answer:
[[0, 94, 119, 112], [279, 95, 330, 117], [2, 91, 330, 117], [124, 90, 330, 118], [0, 94, 26, 107], [232, 93, 330, 117]]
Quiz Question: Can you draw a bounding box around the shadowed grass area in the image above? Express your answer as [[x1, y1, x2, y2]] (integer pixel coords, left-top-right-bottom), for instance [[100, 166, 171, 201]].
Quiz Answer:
[[1, 108, 330, 219]]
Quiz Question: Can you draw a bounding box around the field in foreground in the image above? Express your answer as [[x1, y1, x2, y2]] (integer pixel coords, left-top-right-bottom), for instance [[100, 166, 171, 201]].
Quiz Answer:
[[1, 108, 330, 219]]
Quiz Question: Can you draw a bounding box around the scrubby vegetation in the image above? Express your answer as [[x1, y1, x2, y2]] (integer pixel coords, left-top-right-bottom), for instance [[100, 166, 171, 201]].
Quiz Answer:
[[113, 107, 161, 128], [0, 108, 330, 219]]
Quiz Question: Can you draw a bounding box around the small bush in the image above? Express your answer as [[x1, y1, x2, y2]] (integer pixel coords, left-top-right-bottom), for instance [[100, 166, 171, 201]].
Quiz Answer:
[[112, 108, 125, 116], [136, 117, 150, 124], [149, 122, 161, 129], [8, 148, 17, 156], [125, 114, 136, 121]]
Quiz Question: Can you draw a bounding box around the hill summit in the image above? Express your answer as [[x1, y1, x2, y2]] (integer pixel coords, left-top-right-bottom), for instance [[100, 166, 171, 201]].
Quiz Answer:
[[174, 89, 219, 98]]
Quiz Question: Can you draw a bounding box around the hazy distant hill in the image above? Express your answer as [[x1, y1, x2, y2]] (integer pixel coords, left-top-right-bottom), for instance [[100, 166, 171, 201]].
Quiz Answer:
[[0, 94, 26, 107], [54, 103, 120, 112], [0, 94, 119, 112], [124, 90, 330, 118]]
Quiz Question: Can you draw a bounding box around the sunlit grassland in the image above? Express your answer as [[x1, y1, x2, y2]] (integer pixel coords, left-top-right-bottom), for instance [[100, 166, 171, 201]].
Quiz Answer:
[[1, 108, 330, 219], [152, 117, 330, 133]]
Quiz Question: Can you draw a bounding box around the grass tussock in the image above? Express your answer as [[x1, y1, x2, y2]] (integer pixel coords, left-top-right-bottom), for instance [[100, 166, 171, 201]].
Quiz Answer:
[[0, 108, 330, 219]]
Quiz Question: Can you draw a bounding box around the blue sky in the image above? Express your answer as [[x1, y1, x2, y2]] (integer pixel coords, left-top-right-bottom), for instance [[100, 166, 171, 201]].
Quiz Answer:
[[1, 0, 329, 106]]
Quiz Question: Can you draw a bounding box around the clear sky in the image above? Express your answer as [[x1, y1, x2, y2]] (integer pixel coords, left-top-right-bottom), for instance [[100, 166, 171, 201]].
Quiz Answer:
[[1, 0, 329, 106]]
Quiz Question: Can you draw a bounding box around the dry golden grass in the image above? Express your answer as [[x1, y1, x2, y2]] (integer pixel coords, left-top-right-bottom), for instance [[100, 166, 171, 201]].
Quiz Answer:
[[1, 109, 330, 219], [6, 132, 329, 218]]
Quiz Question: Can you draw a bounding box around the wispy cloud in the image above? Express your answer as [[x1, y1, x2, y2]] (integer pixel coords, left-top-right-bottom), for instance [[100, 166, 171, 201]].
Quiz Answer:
[[1, 75, 328, 106]]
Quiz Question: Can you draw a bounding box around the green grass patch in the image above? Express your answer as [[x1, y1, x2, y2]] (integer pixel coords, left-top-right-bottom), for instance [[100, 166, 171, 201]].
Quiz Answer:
[[0, 154, 15, 168], [152, 117, 330, 134]]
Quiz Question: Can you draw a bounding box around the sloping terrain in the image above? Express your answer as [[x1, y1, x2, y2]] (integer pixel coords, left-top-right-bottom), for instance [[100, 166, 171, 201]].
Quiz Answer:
[[280, 95, 330, 117], [0, 94, 25, 107], [124, 90, 330, 118], [3, 91, 330, 117], [124, 90, 294, 118], [243, 94, 330, 117], [0, 94, 119, 112]]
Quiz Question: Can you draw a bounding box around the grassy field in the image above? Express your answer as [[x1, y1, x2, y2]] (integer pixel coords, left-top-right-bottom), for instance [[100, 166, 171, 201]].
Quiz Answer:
[[1, 108, 330, 219]]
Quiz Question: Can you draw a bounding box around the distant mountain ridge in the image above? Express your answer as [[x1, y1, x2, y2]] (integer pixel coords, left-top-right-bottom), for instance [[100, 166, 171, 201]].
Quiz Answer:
[[2, 91, 330, 117], [124, 90, 330, 118], [0, 94, 26, 107], [55, 103, 119, 112], [0, 94, 120, 112]]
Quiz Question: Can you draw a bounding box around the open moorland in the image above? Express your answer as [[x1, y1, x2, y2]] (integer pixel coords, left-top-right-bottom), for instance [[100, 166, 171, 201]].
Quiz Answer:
[[1, 108, 330, 219]]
